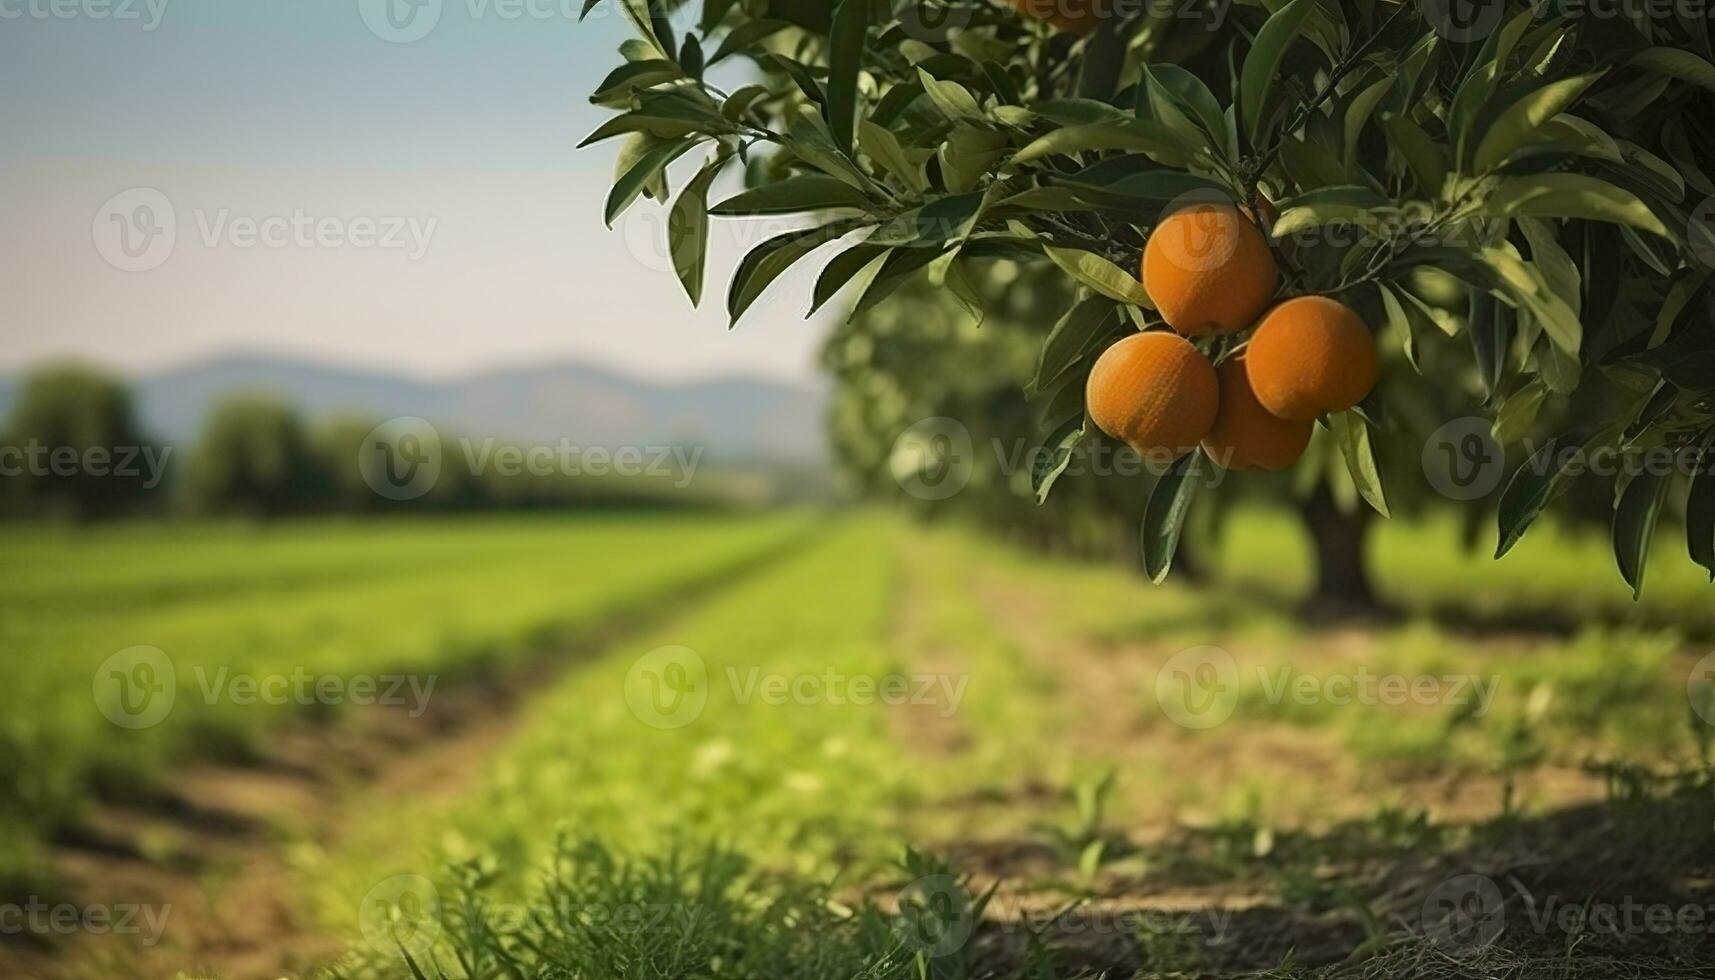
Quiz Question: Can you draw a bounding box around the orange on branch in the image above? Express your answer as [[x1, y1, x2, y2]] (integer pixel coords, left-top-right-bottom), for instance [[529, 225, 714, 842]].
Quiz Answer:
[[1141, 203, 1277, 337], [1201, 354, 1313, 471], [1244, 295, 1379, 422], [1085, 331, 1219, 463]]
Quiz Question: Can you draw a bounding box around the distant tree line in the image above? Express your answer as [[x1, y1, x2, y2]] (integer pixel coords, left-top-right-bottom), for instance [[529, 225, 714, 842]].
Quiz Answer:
[[0, 366, 721, 520]]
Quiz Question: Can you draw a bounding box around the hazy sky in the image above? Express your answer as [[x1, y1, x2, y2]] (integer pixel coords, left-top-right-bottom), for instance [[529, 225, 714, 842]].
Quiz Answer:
[[1, 0, 839, 384]]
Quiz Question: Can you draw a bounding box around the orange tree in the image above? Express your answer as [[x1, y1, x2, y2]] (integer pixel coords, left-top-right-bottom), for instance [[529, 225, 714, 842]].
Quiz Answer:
[[581, 0, 1715, 595]]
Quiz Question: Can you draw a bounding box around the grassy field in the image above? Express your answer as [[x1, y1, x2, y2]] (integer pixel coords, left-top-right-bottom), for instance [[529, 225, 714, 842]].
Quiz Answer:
[[3, 509, 1712, 978], [0, 513, 813, 888]]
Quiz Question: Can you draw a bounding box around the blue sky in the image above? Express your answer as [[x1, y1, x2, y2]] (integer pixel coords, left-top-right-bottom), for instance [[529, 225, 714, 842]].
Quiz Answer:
[[0, 0, 836, 383]]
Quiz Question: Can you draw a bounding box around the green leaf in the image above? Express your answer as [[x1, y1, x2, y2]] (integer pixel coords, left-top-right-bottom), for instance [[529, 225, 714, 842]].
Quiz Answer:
[[1142, 64, 1233, 159], [591, 59, 684, 103], [721, 84, 772, 121], [1329, 410, 1389, 518], [859, 120, 928, 194], [605, 136, 700, 227], [1493, 379, 1547, 446], [849, 245, 948, 318], [709, 18, 789, 64], [1032, 416, 1090, 505], [668, 153, 728, 305], [938, 125, 1008, 195], [727, 221, 857, 325], [1342, 76, 1392, 180], [1467, 289, 1509, 404], [1613, 468, 1671, 599], [1029, 297, 1119, 397], [709, 174, 871, 215], [1480, 174, 1670, 238], [825, 0, 867, 153], [1495, 431, 1606, 558], [1240, 0, 1314, 142], [1139, 450, 1204, 583], [1012, 121, 1193, 168], [1380, 114, 1447, 195], [1270, 185, 1395, 238], [870, 193, 984, 246], [769, 54, 827, 107], [809, 243, 887, 316], [1044, 245, 1153, 307], [1470, 73, 1606, 173], [1629, 47, 1715, 93], [579, 113, 705, 147], [916, 67, 983, 120]]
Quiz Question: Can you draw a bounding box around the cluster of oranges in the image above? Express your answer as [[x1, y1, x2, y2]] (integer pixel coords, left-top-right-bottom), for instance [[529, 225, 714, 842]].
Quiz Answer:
[[1085, 204, 1379, 471]]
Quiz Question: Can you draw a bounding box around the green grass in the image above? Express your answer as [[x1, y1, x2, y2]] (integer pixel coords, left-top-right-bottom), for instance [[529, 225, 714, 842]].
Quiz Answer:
[[0, 512, 812, 879], [7, 508, 1713, 977]]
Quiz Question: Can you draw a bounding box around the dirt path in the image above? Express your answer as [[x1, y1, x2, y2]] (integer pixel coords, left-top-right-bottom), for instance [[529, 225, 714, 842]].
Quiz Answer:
[[3, 533, 817, 980]]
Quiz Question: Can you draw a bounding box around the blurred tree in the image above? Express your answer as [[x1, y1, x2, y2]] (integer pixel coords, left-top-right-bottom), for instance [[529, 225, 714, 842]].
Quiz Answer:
[[0, 365, 163, 519], [189, 396, 328, 516]]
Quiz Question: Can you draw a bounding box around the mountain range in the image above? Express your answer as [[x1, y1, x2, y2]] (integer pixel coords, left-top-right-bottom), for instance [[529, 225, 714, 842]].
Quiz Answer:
[[0, 355, 828, 464]]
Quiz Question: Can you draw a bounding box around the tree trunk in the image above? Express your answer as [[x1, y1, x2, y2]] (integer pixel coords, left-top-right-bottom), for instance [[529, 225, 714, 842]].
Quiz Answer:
[[1298, 486, 1378, 613]]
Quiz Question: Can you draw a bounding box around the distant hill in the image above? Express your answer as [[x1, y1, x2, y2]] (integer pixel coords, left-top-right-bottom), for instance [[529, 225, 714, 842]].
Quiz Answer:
[[0, 355, 828, 464]]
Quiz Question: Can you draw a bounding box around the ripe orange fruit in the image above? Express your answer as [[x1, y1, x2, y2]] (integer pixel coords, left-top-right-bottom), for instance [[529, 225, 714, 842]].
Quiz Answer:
[[1244, 295, 1379, 421], [1086, 331, 1218, 462], [1009, 0, 1106, 34], [1141, 203, 1278, 337], [1201, 354, 1313, 471]]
